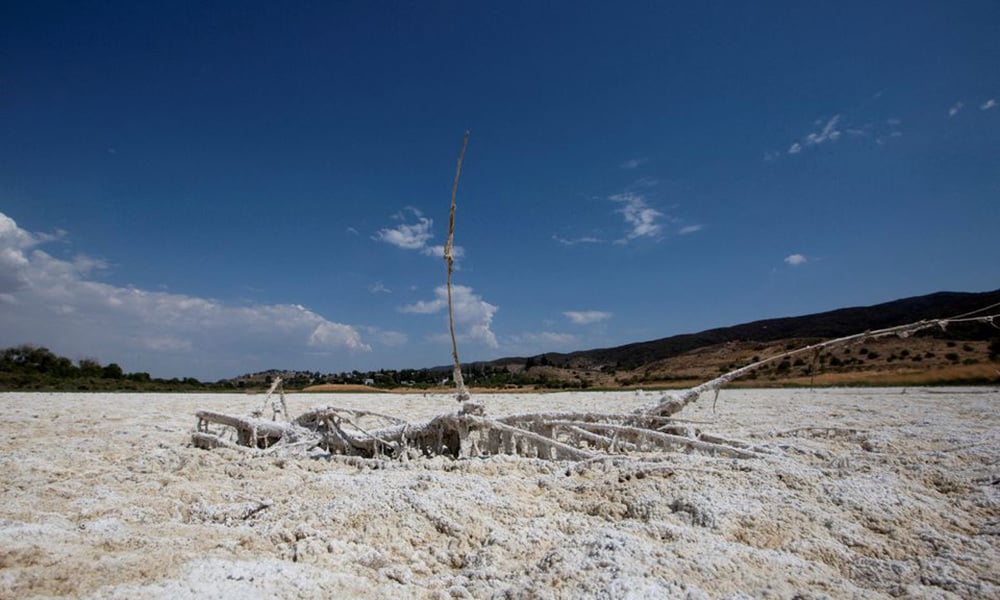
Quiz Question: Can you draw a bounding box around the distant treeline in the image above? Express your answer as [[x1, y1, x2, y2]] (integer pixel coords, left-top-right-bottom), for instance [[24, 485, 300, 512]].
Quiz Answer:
[[0, 345, 556, 393], [308, 363, 571, 390], [0, 345, 220, 392]]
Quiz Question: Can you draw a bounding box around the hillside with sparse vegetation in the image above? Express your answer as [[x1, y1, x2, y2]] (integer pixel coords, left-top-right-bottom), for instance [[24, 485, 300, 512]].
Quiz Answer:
[[5, 289, 998, 392]]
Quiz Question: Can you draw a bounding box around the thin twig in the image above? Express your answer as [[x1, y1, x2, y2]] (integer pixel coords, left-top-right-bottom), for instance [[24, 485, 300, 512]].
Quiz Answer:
[[446, 131, 471, 403]]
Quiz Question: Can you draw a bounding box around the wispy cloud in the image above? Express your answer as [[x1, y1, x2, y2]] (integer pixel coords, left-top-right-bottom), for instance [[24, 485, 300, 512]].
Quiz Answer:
[[678, 224, 703, 235], [788, 115, 841, 154], [620, 157, 648, 170], [505, 331, 578, 352], [552, 234, 603, 246], [948, 102, 964, 118], [368, 281, 392, 294], [361, 326, 407, 347], [631, 176, 660, 189], [564, 310, 612, 325], [982, 99, 998, 111], [784, 253, 807, 266], [609, 192, 663, 242], [421, 244, 464, 259], [776, 111, 905, 159], [0, 212, 372, 379], [400, 285, 498, 348]]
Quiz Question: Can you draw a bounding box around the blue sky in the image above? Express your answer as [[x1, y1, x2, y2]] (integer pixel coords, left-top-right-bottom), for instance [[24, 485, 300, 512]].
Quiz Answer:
[[1, 1, 998, 380]]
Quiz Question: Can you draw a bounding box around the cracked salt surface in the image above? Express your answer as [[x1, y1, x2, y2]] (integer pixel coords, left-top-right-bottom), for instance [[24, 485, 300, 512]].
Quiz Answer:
[[1, 388, 998, 598]]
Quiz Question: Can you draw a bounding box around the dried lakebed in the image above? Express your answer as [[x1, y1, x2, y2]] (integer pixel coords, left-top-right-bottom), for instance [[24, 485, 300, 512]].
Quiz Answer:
[[1, 388, 998, 598]]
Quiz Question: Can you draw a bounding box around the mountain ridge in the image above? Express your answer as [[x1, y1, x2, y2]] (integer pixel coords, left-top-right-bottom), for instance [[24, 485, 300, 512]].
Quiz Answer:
[[469, 288, 1000, 372]]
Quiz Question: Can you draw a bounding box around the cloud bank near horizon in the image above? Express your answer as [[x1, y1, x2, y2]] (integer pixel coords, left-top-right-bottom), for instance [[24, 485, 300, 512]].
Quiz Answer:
[[0, 212, 383, 379]]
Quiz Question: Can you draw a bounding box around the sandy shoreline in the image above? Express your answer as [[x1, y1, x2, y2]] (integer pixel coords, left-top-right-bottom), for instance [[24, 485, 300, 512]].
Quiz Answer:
[[2, 388, 998, 598]]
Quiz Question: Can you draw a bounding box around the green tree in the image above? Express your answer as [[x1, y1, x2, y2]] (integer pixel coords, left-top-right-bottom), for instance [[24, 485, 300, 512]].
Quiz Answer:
[[102, 363, 124, 379], [78, 358, 103, 377]]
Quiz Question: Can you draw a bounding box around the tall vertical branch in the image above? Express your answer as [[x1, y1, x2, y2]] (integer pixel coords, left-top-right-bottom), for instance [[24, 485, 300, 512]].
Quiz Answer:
[[445, 131, 471, 403]]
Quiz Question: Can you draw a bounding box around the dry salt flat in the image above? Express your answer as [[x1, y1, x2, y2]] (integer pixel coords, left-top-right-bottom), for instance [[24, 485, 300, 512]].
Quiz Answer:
[[1, 388, 998, 599]]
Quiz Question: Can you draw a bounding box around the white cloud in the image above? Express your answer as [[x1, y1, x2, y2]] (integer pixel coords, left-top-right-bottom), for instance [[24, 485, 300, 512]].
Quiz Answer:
[[678, 224, 703, 235], [789, 115, 841, 155], [373, 216, 433, 250], [784, 253, 807, 266], [308, 322, 369, 350], [0, 214, 37, 293], [71, 255, 110, 274], [620, 157, 648, 170], [564, 310, 612, 325], [0, 211, 372, 379], [948, 102, 964, 118], [400, 285, 498, 348], [609, 193, 663, 242], [982, 99, 998, 111], [374, 209, 466, 266], [368, 281, 392, 294], [398, 297, 443, 315]]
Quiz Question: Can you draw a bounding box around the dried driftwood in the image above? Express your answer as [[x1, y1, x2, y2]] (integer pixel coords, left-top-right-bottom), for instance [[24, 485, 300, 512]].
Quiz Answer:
[[191, 310, 1000, 463]]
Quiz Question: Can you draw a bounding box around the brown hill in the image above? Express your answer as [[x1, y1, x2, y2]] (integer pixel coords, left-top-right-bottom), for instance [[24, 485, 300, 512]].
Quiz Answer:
[[473, 289, 1000, 388]]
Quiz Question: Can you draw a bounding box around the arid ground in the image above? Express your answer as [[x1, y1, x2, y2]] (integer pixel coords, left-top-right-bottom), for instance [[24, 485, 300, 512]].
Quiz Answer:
[[2, 388, 997, 598]]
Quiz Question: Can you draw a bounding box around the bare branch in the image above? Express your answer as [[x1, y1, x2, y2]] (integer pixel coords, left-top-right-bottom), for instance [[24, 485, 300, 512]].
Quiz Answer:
[[446, 131, 472, 403]]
